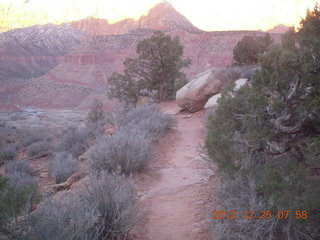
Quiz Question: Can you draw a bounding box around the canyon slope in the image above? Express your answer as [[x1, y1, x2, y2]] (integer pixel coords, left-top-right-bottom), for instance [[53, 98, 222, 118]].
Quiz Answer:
[[0, 1, 282, 112]]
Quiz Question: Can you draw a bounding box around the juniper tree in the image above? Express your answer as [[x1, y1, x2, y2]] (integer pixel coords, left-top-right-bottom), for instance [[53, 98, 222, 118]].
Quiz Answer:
[[108, 31, 191, 106]]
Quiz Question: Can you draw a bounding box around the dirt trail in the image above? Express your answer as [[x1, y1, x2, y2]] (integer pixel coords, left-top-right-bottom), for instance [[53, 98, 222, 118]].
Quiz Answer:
[[132, 102, 217, 240]]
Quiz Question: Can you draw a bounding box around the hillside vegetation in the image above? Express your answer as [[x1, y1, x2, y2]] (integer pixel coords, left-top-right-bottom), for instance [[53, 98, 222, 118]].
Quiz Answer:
[[0, 104, 174, 239], [206, 5, 320, 239]]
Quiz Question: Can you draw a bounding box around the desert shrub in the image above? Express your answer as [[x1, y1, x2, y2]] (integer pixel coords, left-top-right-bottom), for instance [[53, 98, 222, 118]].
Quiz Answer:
[[20, 172, 139, 240], [121, 104, 175, 140], [49, 152, 77, 183], [232, 33, 273, 66], [26, 141, 50, 158], [5, 159, 32, 176], [0, 147, 17, 165], [56, 127, 91, 158], [86, 119, 109, 139], [0, 174, 39, 231], [87, 99, 105, 123], [89, 128, 152, 175], [0, 120, 6, 128], [23, 135, 44, 147], [206, 6, 320, 239], [7, 171, 37, 190], [211, 172, 319, 240], [5, 159, 38, 191]]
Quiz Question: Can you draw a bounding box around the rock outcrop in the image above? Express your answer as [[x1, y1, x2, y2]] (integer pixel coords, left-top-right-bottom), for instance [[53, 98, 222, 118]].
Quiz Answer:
[[176, 69, 223, 112]]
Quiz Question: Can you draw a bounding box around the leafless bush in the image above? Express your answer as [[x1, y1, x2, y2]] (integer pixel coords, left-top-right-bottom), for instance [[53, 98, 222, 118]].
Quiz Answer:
[[21, 172, 139, 240], [4, 159, 37, 191], [5, 159, 32, 176], [210, 172, 317, 240], [0, 147, 17, 165], [23, 135, 44, 147], [122, 104, 175, 140], [7, 171, 37, 190], [56, 127, 91, 158], [89, 127, 152, 175], [49, 152, 77, 183], [26, 141, 50, 157]]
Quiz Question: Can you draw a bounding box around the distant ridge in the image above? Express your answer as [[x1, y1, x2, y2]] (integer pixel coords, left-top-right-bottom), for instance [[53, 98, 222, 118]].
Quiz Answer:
[[268, 24, 289, 34], [71, 1, 201, 35]]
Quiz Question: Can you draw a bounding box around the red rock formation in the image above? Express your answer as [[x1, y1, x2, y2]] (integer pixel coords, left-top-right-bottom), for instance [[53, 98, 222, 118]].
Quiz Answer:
[[0, 1, 283, 112], [71, 1, 200, 35]]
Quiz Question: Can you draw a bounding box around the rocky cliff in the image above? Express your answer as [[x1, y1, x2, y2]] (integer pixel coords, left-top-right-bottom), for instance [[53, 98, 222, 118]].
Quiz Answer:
[[0, 1, 283, 112], [71, 1, 200, 35], [0, 24, 85, 81]]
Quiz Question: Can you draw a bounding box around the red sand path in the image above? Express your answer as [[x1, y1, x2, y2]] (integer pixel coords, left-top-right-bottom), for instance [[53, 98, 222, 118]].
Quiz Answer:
[[132, 102, 217, 240]]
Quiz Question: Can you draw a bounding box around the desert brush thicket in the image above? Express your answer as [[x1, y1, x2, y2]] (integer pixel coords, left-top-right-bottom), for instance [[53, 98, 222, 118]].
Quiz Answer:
[[206, 5, 320, 240], [89, 104, 175, 175], [0, 104, 174, 240]]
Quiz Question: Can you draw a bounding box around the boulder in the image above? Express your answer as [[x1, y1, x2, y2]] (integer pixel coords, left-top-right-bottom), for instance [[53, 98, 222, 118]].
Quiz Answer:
[[203, 78, 248, 109], [176, 69, 223, 112], [234, 78, 248, 90], [204, 93, 221, 109]]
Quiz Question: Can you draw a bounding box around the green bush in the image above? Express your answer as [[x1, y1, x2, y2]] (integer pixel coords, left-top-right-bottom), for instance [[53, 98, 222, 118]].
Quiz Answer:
[[87, 99, 105, 123], [0, 175, 39, 231], [108, 31, 191, 105], [206, 5, 320, 239]]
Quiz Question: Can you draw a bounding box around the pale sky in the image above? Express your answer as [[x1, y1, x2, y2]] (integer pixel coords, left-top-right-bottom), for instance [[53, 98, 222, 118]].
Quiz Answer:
[[0, 0, 318, 32]]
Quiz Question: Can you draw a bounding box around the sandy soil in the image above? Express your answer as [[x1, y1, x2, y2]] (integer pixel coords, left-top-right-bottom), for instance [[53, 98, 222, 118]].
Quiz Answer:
[[131, 102, 218, 240]]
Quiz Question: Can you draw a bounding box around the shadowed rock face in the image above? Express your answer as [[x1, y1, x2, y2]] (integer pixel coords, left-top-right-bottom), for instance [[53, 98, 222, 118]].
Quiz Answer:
[[0, 24, 85, 81]]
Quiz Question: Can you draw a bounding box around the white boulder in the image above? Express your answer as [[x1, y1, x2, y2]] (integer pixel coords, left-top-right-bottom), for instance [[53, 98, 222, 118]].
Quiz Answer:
[[176, 69, 223, 112]]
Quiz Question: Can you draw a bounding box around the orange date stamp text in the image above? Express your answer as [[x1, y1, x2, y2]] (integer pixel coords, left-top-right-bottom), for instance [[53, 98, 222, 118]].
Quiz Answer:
[[211, 210, 308, 220]]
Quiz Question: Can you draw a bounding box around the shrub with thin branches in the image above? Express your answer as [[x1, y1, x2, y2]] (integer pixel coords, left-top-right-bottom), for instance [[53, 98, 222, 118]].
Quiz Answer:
[[49, 152, 77, 183], [26, 141, 50, 158], [0, 147, 17, 165], [121, 104, 175, 140], [89, 128, 152, 175], [5, 159, 32, 176], [56, 127, 91, 158], [89, 104, 174, 175], [20, 172, 139, 240], [23, 135, 44, 148], [211, 172, 318, 240]]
